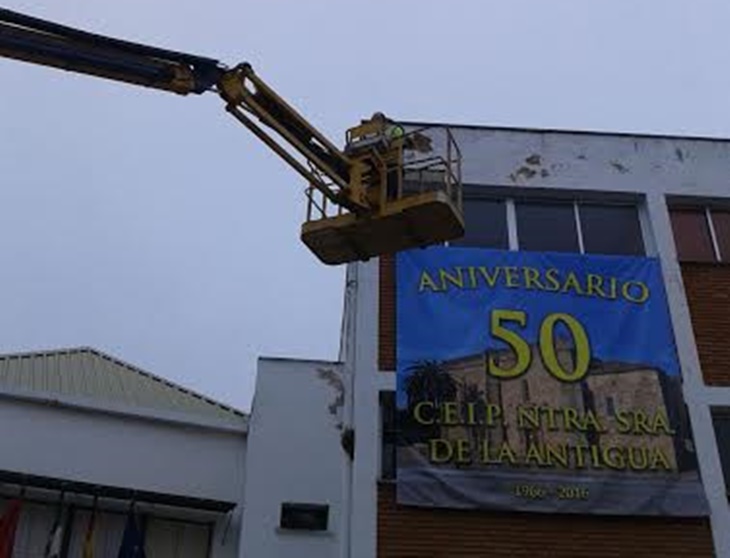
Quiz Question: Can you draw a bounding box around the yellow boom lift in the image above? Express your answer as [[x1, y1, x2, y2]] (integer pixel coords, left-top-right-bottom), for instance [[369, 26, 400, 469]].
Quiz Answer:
[[0, 8, 464, 264]]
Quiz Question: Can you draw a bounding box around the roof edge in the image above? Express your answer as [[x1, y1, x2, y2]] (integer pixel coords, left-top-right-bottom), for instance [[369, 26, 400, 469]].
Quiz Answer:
[[0, 384, 248, 434], [0, 346, 247, 420], [402, 120, 730, 145], [258, 356, 343, 366]]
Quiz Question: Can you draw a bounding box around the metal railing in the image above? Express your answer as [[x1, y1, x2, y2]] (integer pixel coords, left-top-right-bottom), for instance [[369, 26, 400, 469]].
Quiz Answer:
[[400, 125, 463, 213], [304, 125, 463, 223], [304, 180, 345, 222]]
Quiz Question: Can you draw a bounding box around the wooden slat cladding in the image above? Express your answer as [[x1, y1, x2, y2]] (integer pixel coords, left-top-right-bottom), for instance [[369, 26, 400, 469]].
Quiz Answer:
[[377, 484, 713, 558], [681, 263, 730, 385], [379, 255, 396, 371]]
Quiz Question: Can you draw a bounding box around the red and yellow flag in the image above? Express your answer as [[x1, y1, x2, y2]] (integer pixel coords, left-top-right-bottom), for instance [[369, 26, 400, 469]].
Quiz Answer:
[[0, 500, 22, 558]]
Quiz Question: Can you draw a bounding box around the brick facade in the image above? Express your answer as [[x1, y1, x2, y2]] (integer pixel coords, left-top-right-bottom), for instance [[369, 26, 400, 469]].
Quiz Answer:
[[682, 262, 730, 386], [377, 484, 712, 558]]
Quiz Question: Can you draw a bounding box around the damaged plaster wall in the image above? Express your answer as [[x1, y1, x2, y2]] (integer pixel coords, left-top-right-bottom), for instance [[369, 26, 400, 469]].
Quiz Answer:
[[447, 126, 730, 197], [241, 357, 345, 558]]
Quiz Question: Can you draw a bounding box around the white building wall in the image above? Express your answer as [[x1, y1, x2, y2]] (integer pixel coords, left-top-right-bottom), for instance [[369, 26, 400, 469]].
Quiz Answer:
[[0, 395, 246, 558], [241, 358, 345, 558], [0, 397, 245, 501], [346, 261, 381, 558], [345, 125, 730, 558], [451, 127, 730, 197]]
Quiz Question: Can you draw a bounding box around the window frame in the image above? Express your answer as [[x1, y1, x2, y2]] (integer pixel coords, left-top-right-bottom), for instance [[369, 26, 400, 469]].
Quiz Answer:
[[453, 189, 510, 250], [577, 201, 647, 257], [379, 391, 398, 481], [454, 191, 647, 257], [513, 199, 582, 254], [711, 408, 730, 497], [668, 202, 730, 263]]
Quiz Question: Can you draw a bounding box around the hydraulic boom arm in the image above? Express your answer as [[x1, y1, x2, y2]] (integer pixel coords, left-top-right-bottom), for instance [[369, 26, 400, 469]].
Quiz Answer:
[[0, 7, 360, 211], [0, 7, 465, 265]]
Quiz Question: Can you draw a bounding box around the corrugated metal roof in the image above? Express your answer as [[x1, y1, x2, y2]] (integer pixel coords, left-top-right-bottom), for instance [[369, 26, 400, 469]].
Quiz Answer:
[[0, 347, 246, 427]]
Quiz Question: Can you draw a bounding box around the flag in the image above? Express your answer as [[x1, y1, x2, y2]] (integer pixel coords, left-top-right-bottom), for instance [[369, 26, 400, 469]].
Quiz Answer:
[[117, 511, 146, 558], [43, 522, 62, 558], [44, 498, 65, 558], [0, 499, 22, 558], [82, 507, 96, 558]]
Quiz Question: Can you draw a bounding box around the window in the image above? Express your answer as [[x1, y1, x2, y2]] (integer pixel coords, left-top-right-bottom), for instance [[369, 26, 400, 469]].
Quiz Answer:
[[669, 206, 730, 262], [0, 499, 211, 557], [606, 396, 616, 417], [455, 195, 645, 256], [521, 379, 530, 401], [515, 200, 644, 256], [6, 501, 57, 556], [670, 208, 715, 262], [67, 510, 127, 557], [712, 409, 730, 493], [516, 201, 579, 253], [279, 503, 329, 531], [453, 198, 508, 249], [581, 204, 645, 256], [143, 518, 211, 557], [380, 391, 397, 480], [712, 210, 730, 260]]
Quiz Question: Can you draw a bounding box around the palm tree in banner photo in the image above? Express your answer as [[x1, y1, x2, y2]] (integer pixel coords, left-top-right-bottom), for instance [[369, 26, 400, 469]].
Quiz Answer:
[[404, 360, 457, 442], [405, 360, 457, 408]]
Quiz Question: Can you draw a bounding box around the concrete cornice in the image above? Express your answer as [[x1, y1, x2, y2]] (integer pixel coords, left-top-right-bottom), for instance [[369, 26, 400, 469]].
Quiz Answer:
[[0, 385, 248, 435]]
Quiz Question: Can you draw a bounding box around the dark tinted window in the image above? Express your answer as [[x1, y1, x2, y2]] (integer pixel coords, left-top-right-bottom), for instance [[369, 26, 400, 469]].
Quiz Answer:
[[453, 198, 508, 249], [381, 392, 397, 480], [670, 209, 715, 262], [712, 410, 730, 493], [280, 503, 329, 531], [516, 202, 579, 253], [711, 210, 730, 262], [580, 204, 645, 256]]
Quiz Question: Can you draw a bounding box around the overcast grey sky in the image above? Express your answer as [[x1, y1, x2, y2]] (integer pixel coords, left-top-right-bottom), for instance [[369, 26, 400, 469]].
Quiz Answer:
[[1, 1, 727, 411]]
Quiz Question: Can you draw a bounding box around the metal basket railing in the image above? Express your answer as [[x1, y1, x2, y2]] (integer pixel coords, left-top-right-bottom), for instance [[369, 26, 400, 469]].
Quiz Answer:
[[303, 125, 463, 223], [400, 125, 463, 212]]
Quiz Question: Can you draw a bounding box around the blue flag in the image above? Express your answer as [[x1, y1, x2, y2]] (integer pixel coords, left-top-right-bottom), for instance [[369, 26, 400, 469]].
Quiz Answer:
[[117, 512, 146, 558]]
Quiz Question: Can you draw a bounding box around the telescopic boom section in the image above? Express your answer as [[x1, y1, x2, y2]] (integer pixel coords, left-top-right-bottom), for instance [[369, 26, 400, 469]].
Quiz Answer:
[[0, 8, 222, 94], [217, 65, 359, 212], [0, 8, 359, 211]]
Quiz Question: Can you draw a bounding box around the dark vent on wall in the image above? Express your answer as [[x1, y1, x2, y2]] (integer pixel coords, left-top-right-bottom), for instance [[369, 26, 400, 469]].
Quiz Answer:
[[279, 503, 329, 531]]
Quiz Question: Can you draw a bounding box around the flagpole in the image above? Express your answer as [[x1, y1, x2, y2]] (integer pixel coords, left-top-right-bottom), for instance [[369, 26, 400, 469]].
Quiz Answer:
[[82, 495, 97, 558], [59, 504, 74, 558]]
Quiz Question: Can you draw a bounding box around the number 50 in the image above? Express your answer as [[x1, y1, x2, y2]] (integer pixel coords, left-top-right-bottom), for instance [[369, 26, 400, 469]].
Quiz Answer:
[[487, 309, 591, 382]]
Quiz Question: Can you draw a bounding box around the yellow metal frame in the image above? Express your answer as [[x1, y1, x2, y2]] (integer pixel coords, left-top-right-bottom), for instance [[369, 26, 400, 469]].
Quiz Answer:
[[218, 64, 371, 214], [301, 125, 465, 264]]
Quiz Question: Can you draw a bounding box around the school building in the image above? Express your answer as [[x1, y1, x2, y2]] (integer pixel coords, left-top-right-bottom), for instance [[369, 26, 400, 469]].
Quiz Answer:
[[2, 124, 730, 557]]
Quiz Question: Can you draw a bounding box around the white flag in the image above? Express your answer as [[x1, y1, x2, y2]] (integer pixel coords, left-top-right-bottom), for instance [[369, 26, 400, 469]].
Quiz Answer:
[[44, 522, 63, 558]]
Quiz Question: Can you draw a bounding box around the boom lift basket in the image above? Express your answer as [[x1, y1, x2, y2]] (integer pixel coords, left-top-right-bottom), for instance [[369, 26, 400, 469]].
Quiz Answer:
[[301, 126, 464, 265]]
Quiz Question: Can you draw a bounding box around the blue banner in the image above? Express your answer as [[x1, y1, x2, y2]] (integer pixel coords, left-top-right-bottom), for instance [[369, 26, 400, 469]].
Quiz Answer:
[[395, 246, 707, 516]]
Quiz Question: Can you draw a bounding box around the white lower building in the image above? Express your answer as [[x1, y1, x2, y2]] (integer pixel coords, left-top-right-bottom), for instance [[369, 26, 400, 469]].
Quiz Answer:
[[0, 347, 246, 557], [0, 348, 347, 558]]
